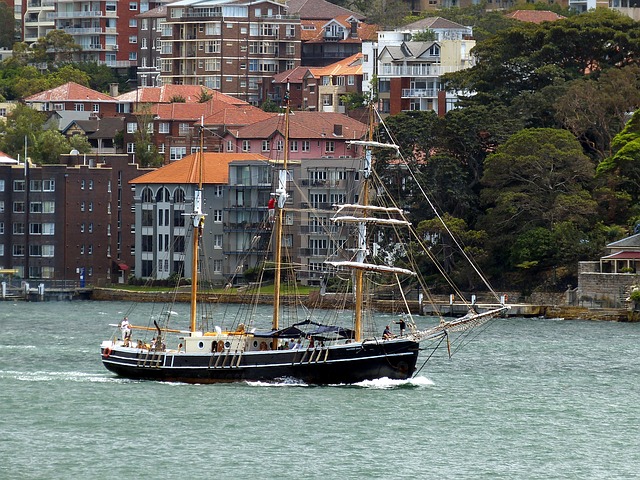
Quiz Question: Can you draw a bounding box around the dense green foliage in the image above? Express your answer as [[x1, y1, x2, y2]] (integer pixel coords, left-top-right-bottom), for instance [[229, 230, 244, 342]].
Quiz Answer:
[[374, 9, 640, 293]]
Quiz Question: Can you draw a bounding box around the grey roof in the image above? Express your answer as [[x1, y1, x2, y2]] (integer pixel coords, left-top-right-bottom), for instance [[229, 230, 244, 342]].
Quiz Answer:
[[69, 118, 125, 139], [607, 233, 640, 249], [383, 41, 437, 61], [288, 0, 364, 20], [45, 111, 92, 131], [402, 16, 468, 31]]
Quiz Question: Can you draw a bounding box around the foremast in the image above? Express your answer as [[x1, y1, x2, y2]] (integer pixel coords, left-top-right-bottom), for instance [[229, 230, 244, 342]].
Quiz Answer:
[[189, 119, 206, 334], [271, 86, 290, 349]]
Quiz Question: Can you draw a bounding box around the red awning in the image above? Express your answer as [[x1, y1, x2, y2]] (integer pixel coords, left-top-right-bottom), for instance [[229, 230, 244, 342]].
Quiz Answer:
[[118, 263, 129, 270]]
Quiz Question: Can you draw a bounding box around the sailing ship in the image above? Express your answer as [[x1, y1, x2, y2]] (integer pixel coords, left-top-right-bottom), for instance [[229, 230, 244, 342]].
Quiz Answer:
[[100, 95, 508, 385]]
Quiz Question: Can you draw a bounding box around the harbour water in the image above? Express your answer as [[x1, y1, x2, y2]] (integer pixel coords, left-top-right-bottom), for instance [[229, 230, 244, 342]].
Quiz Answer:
[[1, 301, 639, 479]]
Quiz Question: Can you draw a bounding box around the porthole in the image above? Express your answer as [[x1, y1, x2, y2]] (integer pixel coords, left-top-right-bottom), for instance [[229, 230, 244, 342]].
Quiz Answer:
[[198, 341, 204, 349]]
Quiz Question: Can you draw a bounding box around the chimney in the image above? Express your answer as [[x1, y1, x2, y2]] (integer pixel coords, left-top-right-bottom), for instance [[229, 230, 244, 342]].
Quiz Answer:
[[109, 83, 119, 97], [334, 124, 343, 136]]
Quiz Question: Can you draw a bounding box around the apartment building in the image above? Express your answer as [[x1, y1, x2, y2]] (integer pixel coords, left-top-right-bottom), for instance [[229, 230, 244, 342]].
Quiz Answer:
[[129, 152, 267, 281], [159, 0, 301, 105], [362, 17, 475, 116], [0, 154, 148, 284], [21, 0, 169, 69]]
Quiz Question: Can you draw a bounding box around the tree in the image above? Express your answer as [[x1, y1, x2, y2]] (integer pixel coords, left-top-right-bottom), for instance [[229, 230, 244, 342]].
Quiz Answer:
[[0, 2, 16, 49], [197, 88, 214, 103], [352, 0, 411, 28], [36, 130, 75, 164], [134, 104, 164, 167], [481, 128, 597, 233], [32, 30, 81, 65], [555, 65, 640, 161], [444, 10, 640, 107], [479, 128, 598, 281], [0, 104, 46, 161], [411, 30, 436, 42]]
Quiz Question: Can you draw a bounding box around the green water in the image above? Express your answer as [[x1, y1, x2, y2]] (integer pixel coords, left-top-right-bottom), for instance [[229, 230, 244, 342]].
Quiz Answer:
[[0, 301, 638, 479]]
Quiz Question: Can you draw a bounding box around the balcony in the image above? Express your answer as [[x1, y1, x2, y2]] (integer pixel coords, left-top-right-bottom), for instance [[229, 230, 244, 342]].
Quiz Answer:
[[48, 11, 103, 19], [64, 27, 104, 34], [401, 88, 438, 99], [379, 64, 462, 77]]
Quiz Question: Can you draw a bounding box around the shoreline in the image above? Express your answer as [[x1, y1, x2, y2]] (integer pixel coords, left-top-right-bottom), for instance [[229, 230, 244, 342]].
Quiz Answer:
[[89, 287, 640, 322]]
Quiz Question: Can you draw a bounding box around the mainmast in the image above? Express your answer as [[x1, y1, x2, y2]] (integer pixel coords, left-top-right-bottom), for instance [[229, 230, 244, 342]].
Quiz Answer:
[[190, 118, 206, 333], [353, 106, 375, 342], [271, 85, 290, 348]]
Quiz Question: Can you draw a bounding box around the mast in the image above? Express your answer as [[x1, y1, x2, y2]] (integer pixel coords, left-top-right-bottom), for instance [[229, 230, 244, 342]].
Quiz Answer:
[[190, 118, 206, 333], [271, 85, 290, 348], [353, 106, 375, 342]]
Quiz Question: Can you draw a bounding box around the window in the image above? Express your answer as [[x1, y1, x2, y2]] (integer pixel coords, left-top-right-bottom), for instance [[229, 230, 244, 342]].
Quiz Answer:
[[276, 140, 283, 151], [89, 180, 93, 190], [13, 202, 25, 213], [42, 245, 55, 257], [213, 210, 223, 222], [290, 140, 298, 152], [178, 123, 190, 136], [302, 141, 310, 152], [127, 143, 135, 153], [348, 75, 355, 85], [213, 259, 222, 273], [13, 245, 25, 256], [261, 140, 270, 152], [159, 122, 170, 134], [214, 234, 223, 248], [14, 180, 25, 191], [127, 122, 137, 133], [30, 202, 42, 213], [0, 179, 3, 191], [42, 223, 54, 235], [43, 180, 55, 192], [74, 103, 85, 111], [129, 18, 137, 27], [30, 180, 42, 191], [129, 35, 137, 44], [170, 147, 187, 160], [214, 185, 223, 197], [129, 52, 137, 61], [13, 223, 25, 234], [227, 140, 234, 152], [242, 140, 250, 152], [325, 141, 335, 153], [129, 2, 137, 10]]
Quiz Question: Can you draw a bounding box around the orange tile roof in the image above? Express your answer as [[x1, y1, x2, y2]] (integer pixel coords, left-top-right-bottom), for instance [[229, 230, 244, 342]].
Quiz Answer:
[[24, 82, 115, 102], [116, 85, 248, 105], [230, 111, 367, 141], [130, 152, 269, 185], [310, 53, 363, 77], [203, 106, 276, 127], [272, 66, 310, 84], [505, 10, 566, 23]]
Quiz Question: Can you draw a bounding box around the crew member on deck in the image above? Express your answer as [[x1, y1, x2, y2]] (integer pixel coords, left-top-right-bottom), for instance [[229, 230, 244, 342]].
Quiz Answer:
[[120, 317, 131, 343], [394, 316, 407, 336], [268, 197, 276, 222], [383, 325, 392, 339]]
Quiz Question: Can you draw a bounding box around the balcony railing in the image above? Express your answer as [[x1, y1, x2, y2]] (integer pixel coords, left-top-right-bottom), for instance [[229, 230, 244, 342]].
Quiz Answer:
[[401, 88, 438, 98], [48, 11, 103, 19], [64, 27, 103, 34], [379, 65, 463, 77]]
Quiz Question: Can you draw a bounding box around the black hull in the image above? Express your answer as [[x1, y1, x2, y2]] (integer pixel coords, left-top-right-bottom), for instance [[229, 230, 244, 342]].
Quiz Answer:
[[101, 339, 419, 385]]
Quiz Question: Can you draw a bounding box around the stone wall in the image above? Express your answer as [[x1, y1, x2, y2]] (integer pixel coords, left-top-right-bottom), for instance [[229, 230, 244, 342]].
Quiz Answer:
[[577, 272, 639, 308]]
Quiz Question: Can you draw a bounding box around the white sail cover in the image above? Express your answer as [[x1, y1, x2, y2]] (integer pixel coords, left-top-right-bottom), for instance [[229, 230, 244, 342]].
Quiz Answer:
[[325, 260, 416, 276]]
